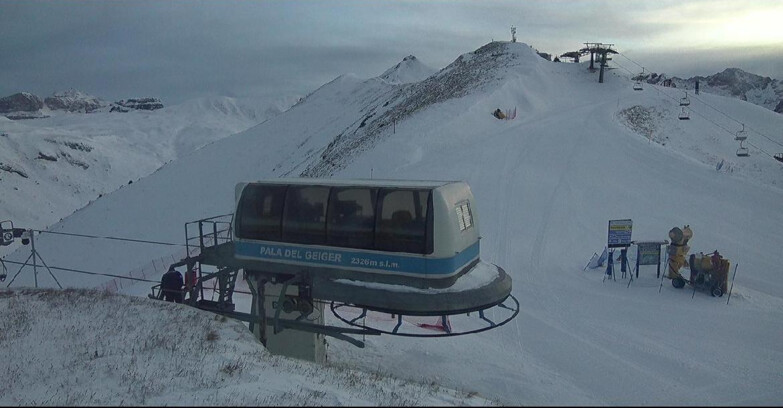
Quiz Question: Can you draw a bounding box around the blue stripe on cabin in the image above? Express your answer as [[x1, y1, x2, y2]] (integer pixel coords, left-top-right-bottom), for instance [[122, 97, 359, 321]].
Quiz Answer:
[[234, 240, 480, 277]]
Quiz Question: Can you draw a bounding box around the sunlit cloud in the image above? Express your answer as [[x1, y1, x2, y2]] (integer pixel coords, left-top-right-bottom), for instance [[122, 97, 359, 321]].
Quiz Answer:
[[630, 1, 783, 49]]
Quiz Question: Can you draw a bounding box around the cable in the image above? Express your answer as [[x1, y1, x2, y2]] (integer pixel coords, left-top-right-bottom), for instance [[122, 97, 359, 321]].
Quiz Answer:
[[2, 259, 158, 283], [613, 52, 781, 160], [617, 52, 783, 150], [689, 92, 783, 148], [36, 229, 186, 247]]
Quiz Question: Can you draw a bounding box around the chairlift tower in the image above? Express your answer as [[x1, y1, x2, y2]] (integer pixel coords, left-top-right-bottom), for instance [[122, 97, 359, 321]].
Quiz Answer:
[[583, 42, 616, 82]]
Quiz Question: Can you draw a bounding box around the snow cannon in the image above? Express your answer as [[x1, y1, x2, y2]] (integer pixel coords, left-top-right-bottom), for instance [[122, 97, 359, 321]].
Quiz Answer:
[[666, 225, 692, 280], [671, 251, 730, 297]]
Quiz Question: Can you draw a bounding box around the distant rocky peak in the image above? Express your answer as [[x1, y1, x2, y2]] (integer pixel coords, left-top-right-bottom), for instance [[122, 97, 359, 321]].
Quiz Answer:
[[45, 89, 105, 113], [0, 92, 43, 113], [111, 97, 164, 112], [705, 68, 773, 91]]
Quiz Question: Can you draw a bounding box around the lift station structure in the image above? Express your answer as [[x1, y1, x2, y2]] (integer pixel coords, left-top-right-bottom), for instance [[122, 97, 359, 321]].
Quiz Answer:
[[151, 179, 519, 363]]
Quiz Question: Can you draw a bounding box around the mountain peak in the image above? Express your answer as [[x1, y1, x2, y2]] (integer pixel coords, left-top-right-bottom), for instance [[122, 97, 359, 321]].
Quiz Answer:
[[378, 55, 436, 85], [45, 89, 105, 112]]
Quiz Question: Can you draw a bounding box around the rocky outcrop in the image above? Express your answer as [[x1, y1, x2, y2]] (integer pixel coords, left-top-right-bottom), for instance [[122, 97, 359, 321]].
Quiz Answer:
[[0, 92, 43, 113], [112, 98, 164, 112], [44, 89, 104, 113]]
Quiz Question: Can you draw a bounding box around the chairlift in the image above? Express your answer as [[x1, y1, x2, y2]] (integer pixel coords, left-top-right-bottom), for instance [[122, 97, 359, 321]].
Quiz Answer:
[[735, 124, 749, 157], [633, 68, 645, 91], [734, 124, 747, 141], [679, 92, 690, 107], [678, 107, 690, 120], [774, 153, 783, 163]]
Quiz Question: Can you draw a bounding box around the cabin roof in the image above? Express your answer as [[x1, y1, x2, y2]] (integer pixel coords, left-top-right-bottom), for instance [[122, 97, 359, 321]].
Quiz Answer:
[[245, 178, 461, 189]]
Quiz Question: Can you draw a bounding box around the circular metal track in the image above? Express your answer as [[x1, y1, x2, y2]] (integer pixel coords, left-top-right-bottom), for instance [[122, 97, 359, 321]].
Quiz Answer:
[[330, 294, 519, 338]]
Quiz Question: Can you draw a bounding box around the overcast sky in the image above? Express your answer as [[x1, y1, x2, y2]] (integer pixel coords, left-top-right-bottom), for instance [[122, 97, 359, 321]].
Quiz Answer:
[[2, 0, 781, 105]]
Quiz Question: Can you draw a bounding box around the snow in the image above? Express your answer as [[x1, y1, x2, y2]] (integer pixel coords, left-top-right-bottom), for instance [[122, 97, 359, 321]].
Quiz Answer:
[[0, 95, 297, 235], [334, 260, 500, 294], [0, 288, 494, 406], [378, 55, 436, 85], [2, 41, 783, 405]]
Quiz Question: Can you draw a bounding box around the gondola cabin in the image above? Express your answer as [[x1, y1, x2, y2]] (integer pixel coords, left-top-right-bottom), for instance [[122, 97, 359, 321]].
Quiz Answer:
[[232, 179, 483, 289]]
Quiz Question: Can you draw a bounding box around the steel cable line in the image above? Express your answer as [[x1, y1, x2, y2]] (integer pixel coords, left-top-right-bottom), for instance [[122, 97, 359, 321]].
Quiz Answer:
[[3, 256, 258, 296], [612, 56, 777, 159], [2, 259, 158, 283], [36, 229, 186, 247], [617, 52, 783, 149]]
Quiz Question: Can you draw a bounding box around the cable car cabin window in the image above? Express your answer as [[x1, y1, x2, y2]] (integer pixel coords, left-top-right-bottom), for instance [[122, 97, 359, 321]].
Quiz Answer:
[[455, 201, 473, 231], [237, 184, 288, 241], [327, 187, 378, 249], [376, 189, 430, 254], [282, 186, 329, 245]]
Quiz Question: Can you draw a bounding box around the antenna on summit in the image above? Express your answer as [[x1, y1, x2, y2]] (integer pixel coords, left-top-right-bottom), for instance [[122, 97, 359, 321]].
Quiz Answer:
[[511, 26, 517, 43]]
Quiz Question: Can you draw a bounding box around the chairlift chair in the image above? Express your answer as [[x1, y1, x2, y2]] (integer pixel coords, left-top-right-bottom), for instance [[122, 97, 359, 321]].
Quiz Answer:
[[734, 124, 747, 141], [678, 107, 690, 120], [634, 69, 646, 91], [679, 92, 690, 106], [735, 124, 749, 157], [774, 153, 783, 163]]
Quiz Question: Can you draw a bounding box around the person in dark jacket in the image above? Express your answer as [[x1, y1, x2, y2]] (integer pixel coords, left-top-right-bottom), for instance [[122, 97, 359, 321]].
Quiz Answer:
[[184, 266, 198, 304], [161, 266, 184, 303]]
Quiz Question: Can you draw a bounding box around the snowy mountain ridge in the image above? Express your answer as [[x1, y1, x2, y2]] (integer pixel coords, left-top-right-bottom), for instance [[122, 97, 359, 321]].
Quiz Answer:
[[0, 95, 298, 231], [378, 55, 436, 85], [44, 88, 105, 113], [301, 41, 547, 177]]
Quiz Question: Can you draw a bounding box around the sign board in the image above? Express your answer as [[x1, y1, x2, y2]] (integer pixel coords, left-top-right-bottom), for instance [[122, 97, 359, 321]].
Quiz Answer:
[[607, 219, 633, 248], [637, 242, 661, 265]]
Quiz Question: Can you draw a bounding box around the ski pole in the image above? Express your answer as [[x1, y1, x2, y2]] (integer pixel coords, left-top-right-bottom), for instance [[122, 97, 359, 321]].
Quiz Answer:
[[726, 263, 738, 305]]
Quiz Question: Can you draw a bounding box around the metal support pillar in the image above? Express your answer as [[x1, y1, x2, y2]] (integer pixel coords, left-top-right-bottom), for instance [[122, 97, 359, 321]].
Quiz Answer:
[[247, 274, 267, 346]]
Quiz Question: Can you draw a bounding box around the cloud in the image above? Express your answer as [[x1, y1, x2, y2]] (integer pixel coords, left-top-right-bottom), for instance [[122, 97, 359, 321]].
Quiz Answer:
[[0, 0, 781, 104]]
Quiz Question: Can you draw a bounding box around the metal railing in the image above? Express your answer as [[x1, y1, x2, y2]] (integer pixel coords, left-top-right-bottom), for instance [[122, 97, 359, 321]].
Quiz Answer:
[[184, 213, 234, 258]]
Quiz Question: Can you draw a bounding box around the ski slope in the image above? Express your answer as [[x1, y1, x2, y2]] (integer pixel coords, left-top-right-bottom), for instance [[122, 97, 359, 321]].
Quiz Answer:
[[3, 42, 783, 405], [0, 95, 295, 232]]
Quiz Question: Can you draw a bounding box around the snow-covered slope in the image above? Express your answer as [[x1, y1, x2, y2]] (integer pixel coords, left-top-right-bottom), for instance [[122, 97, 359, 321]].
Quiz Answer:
[[0, 95, 296, 232], [3, 41, 783, 405], [0, 289, 494, 406], [378, 55, 436, 85]]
